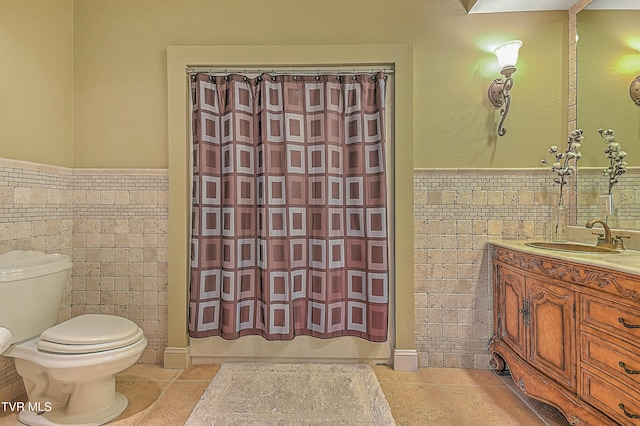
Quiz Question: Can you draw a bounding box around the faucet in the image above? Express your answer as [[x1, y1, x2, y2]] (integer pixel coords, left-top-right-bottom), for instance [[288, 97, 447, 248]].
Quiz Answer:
[[586, 219, 629, 250], [585, 219, 616, 249]]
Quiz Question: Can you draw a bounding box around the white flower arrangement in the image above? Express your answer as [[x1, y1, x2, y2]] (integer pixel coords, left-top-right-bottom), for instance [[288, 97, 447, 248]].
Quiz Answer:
[[598, 128, 627, 195], [541, 129, 583, 205]]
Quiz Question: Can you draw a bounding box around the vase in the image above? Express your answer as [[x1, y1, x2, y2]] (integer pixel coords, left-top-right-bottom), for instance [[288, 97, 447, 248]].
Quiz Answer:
[[605, 211, 618, 229], [551, 202, 568, 242], [601, 194, 617, 228]]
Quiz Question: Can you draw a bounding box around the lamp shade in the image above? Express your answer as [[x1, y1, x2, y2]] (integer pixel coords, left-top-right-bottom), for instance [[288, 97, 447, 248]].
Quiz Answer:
[[493, 40, 522, 69]]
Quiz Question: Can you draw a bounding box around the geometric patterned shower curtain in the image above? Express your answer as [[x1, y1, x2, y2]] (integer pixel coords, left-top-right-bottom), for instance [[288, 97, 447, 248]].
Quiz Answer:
[[188, 72, 389, 342]]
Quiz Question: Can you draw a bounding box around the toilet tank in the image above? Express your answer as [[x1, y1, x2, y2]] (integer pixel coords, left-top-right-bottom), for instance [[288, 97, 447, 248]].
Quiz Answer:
[[0, 250, 72, 344]]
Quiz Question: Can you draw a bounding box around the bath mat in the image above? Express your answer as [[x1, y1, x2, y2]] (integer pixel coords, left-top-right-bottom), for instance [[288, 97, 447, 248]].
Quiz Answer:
[[185, 363, 395, 425]]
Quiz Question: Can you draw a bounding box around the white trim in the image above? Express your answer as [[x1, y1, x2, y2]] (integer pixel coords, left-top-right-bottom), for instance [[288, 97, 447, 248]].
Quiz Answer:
[[163, 346, 191, 369], [168, 43, 414, 360], [392, 348, 418, 371]]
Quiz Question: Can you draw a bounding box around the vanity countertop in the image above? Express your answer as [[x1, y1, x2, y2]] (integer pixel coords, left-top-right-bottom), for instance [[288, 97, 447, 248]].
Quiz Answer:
[[490, 240, 640, 277]]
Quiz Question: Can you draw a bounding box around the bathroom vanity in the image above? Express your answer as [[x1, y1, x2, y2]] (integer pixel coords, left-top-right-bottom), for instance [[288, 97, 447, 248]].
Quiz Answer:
[[489, 241, 640, 425]]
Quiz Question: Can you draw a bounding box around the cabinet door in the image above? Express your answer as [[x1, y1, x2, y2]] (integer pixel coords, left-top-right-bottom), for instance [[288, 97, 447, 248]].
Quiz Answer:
[[527, 277, 576, 391], [498, 266, 527, 360]]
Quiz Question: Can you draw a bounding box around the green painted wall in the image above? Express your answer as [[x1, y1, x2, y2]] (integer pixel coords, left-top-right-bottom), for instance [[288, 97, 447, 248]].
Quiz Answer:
[[0, 1, 568, 169], [577, 10, 640, 167], [0, 0, 73, 167], [72, 0, 567, 168]]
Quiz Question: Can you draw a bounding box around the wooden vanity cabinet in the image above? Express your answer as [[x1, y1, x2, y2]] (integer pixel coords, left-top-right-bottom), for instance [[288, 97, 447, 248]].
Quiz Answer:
[[497, 266, 576, 390], [490, 246, 640, 426]]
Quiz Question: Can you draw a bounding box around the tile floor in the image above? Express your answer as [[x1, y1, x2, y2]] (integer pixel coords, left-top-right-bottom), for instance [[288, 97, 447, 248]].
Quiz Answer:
[[0, 364, 570, 425]]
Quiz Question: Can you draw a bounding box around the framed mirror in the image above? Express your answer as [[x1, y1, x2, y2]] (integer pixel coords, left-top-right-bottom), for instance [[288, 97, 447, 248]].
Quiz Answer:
[[575, 0, 640, 230]]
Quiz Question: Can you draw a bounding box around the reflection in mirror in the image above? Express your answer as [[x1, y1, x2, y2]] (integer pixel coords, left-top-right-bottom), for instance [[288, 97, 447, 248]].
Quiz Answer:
[[576, 2, 640, 230]]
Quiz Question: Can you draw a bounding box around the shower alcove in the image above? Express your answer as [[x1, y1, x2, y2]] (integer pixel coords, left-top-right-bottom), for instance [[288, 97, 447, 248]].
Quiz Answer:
[[165, 44, 416, 370]]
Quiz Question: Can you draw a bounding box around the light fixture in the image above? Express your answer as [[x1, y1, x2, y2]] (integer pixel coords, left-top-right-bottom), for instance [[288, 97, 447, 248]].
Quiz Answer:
[[488, 40, 522, 136], [630, 75, 640, 106]]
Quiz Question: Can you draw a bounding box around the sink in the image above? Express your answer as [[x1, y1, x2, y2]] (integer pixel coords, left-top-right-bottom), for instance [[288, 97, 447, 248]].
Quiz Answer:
[[525, 242, 619, 254]]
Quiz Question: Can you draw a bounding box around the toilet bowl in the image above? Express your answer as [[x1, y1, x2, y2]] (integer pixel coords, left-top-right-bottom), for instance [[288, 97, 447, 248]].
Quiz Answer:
[[6, 314, 147, 426], [0, 251, 147, 426]]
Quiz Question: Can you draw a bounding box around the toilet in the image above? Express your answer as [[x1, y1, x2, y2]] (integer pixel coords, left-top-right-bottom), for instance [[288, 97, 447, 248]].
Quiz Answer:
[[0, 250, 147, 426]]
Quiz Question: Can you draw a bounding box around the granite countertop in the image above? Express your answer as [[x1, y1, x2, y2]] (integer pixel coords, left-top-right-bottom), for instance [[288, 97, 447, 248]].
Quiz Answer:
[[490, 239, 640, 277]]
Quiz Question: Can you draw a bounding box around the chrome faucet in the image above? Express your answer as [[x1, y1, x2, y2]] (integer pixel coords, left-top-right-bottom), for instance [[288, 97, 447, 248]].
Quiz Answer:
[[586, 219, 612, 247]]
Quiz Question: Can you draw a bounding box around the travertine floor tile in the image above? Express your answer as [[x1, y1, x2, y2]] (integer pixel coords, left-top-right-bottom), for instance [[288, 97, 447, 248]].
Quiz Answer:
[[119, 363, 180, 382], [177, 363, 220, 381], [133, 380, 209, 426], [112, 375, 163, 422], [374, 366, 569, 426], [374, 365, 505, 386], [1, 364, 571, 426]]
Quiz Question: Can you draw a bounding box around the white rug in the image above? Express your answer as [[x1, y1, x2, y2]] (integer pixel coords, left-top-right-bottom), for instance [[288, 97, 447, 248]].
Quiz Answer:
[[185, 363, 396, 425]]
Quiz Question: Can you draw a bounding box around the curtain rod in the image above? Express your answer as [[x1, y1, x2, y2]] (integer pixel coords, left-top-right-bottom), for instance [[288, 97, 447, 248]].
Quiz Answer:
[[186, 66, 394, 76]]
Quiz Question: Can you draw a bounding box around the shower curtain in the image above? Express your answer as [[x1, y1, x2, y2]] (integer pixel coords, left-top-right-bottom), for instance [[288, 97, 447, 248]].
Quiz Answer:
[[188, 72, 389, 342]]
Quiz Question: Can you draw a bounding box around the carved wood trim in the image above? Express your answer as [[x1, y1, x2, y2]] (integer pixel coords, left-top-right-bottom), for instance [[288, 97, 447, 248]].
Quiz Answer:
[[488, 338, 608, 426], [491, 245, 640, 426], [493, 247, 640, 302]]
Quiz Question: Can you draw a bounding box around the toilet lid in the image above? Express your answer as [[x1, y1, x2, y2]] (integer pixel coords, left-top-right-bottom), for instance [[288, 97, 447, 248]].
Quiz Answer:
[[37, 314, 143, 354]]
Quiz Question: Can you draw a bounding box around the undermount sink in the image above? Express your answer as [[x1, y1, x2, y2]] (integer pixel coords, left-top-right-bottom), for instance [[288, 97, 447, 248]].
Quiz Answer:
[[525, 242, 619, 254]]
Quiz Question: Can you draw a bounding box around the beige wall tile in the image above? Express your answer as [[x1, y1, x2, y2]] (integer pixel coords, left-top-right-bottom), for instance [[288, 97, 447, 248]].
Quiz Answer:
[[414, 169, 558, 368]]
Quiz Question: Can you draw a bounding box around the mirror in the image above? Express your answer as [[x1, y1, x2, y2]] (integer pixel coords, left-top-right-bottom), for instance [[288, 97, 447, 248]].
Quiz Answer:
[[575, 0, 640, 230]]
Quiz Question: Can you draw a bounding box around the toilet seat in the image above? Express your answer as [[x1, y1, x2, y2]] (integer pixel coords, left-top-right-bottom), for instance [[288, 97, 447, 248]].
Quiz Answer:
[[37, 314, 143, 354]]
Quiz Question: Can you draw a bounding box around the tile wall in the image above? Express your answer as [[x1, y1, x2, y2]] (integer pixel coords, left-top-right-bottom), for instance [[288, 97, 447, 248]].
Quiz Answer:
[[413, 169, 559, 368], [0, 158, 582, 398], [71, 168, 169, 363], [0, 159, 74, 401], [0, 158, 168, 402], [577, 167, 640, 229]]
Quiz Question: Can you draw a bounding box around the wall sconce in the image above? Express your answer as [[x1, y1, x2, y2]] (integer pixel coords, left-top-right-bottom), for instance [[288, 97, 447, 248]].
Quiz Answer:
[[488, 40, 523, 136], [630, 75, 640, 106]]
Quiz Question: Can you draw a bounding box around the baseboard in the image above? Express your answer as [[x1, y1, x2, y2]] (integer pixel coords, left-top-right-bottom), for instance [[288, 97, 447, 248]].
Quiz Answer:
[[392, 348, 418, 371], [190, 355, 389, 365], [163, 346, 191, 369], [166, 344, 412, 370]]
